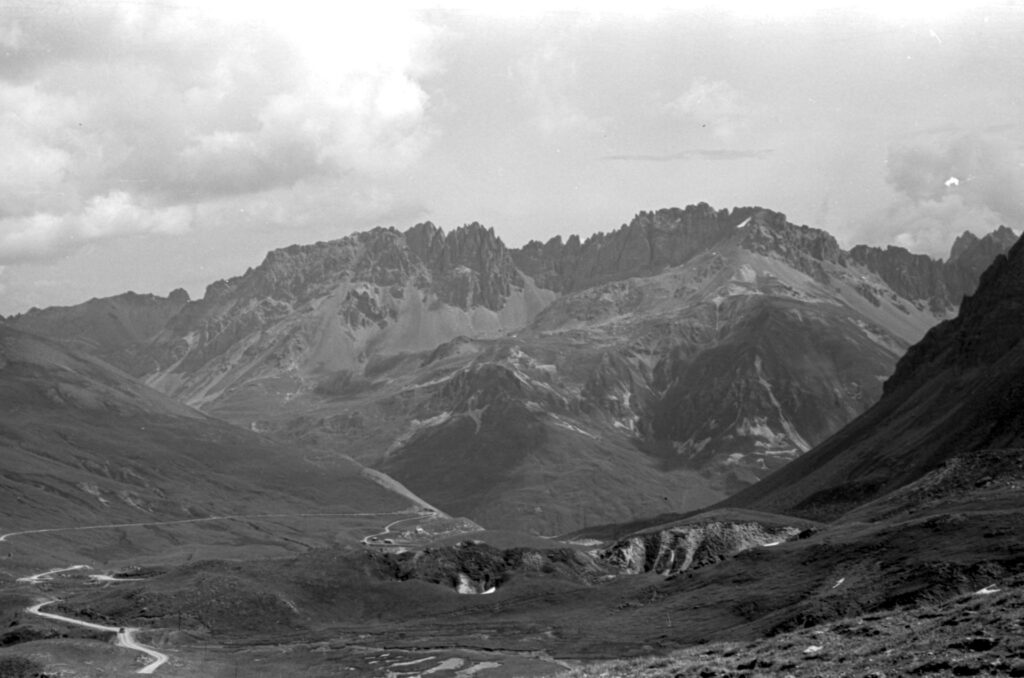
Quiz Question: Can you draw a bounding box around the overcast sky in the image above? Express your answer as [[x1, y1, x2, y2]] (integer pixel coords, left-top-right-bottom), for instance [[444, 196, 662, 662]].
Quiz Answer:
[[1, 1, 1022, 314]]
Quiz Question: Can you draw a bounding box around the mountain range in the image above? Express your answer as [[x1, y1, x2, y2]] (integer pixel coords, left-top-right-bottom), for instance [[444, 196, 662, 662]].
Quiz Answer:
[[7, 205, 1017, 533], [4, 203, 1024, 677]]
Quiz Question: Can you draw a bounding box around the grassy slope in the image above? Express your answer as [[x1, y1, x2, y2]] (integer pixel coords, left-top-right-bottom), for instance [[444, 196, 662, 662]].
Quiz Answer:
[[0, 325, 411, 565]]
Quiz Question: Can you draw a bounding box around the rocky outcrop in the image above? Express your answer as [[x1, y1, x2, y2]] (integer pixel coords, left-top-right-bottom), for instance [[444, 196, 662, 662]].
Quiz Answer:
[[949, 225, 1018, 269], [738, 211, 846, 283], [365, 540, 607, 592], [512, 203, 742, 292], [849, 226, 1017, 312], [514, 204, 853, 293], [180, 222, 523, 312], [600, 521, 802, 576], [406, 221, 524, 311]]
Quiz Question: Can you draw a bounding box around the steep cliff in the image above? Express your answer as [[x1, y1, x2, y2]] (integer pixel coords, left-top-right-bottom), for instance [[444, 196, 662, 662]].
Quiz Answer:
[[847, 225, 1016, 313], [600, 520, 803, 576], [512, 203, 740, 292]]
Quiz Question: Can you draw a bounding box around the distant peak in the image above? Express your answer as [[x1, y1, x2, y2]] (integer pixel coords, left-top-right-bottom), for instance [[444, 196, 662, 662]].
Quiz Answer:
[[949, 230, 981, 262], [949, 225, 1021, 265], [739, 210, 842, 262]]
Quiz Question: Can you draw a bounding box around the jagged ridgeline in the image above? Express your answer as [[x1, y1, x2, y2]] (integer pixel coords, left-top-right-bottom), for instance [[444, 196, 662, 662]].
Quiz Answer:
[[10, 204, 1016, 533]]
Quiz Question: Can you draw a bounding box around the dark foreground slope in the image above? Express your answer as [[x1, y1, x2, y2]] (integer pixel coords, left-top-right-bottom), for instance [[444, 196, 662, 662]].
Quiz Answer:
[[723, 233, 1024, 520]]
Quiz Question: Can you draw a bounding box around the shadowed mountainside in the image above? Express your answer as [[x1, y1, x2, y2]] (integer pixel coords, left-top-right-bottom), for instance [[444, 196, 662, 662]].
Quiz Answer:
[[723, 231, 1024, 520]]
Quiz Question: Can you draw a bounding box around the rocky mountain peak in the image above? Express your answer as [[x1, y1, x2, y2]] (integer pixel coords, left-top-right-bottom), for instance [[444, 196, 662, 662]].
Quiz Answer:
[[885, 231, 1024, 395], [212, 227, 412, 305], [167, 288, 191, 304], [404, 221, 523, 311], [737, 209, 845, 281], [192, 221, 526, 312], [848, 226, 1017, 314], [949, 225, 1019, 268], [511, 202, 739, 292], [949, 231, 980, 261]]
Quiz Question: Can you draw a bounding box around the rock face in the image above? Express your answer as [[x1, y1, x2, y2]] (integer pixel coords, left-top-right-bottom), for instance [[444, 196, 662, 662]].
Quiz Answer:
[[405, 221, 524, 310], [727, 232, 1024, 520], [949, 225, 1019, 271], [513, 203, 744, 292], [8, 205, 1015, 533], [600, 520, 802, 576], [847, 225, 1017, 313]]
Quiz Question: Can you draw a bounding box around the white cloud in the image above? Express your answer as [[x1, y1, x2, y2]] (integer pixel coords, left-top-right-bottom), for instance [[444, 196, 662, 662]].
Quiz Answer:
[[515, 42, 603, 136], [0, 3, 439, 264], [0, 193, 194, 264], [855, 131, 1024, 256], [667, 77, 750, 141], [886, 132, 1024, 225]]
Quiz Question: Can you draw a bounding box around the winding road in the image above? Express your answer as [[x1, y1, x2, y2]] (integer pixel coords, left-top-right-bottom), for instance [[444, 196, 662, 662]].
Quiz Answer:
[[26, 599, 169, 674], [361, 515, 427, 545], [5, 509, 430, 674], [16, 564, 91, 584], [0, 510, 413, 543]]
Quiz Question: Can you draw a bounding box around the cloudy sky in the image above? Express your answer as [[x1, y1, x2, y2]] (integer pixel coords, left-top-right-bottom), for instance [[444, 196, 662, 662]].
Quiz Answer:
[[1, 1, 1022, 314]]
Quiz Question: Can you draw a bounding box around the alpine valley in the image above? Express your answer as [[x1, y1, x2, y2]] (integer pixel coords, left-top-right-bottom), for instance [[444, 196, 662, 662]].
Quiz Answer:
[[8, 205, 1015, 533], [3, 204, 1024, 678]]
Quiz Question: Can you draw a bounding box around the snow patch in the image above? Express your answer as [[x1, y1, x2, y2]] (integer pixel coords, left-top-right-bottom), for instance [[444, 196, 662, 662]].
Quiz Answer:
[[458, 662, 502, 676], [89, 574, 142, 582], [405, 374, 454, 391], [549, 414, 598, 439], [389, 656, 437, 668], [415, 412, 452, 428], [386, 412, 453, 453], [424, 658, 466, 674]]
